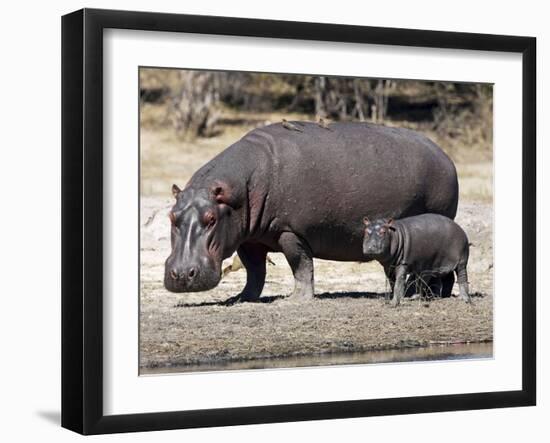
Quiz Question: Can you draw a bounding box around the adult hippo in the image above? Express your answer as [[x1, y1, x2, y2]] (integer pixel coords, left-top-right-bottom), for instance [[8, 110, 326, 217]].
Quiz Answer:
[[164, 121, 458, 301]]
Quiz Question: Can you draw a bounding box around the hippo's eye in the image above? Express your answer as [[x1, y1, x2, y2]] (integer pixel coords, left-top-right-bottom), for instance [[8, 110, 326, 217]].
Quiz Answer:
[[203, 211, 216, 228], [379, 228, 386, 235]]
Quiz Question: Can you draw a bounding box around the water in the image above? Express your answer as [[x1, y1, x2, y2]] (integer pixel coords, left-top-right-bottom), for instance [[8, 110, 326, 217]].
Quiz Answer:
[[141, 342, 492, 375]]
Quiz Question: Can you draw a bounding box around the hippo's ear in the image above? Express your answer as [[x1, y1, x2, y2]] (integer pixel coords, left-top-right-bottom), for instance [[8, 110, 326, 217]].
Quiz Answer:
[[363, 216, 370, 226], [172, 184, 182, 199], [211, 182, 241, 209], [385, 218, 396, 231]]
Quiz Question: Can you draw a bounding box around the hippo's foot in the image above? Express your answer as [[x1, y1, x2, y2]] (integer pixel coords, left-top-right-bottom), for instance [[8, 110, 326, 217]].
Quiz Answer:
[[223, 291, 261, 305], [237, 290, 262, 302], [290, 284, 314, 299], [390, 298, 401, 308], [227, 242, 269, 305]]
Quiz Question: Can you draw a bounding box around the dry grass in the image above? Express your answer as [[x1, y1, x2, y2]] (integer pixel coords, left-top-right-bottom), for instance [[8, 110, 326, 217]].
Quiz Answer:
[[456, 162, 493, 203], [141, 290, 492, 370]]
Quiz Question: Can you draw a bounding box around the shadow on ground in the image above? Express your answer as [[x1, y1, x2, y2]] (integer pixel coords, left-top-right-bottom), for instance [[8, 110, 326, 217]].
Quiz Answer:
[[315, 291, 388, 300], [316, 290, 488, 301], [175, 294, 287, 308], [174, 290, 486, 308], [36, 410, 60, 426]]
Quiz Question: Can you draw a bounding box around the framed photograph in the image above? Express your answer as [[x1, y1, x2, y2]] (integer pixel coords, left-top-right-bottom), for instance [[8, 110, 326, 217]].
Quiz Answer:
[[61, 8, 536, 435]]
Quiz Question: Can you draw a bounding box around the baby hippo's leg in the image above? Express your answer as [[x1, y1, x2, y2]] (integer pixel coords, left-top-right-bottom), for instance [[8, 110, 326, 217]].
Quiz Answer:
[[456, 264, 471, 303], [392, 265, 407, 307], [384, 265, 396, 295]]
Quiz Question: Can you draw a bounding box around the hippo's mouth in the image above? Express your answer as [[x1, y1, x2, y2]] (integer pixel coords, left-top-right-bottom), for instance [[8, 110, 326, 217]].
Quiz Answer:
[[164, 262, 222, 293]]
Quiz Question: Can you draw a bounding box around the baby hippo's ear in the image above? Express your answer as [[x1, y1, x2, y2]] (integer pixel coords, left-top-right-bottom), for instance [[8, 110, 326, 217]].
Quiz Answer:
[[363, 216, 370, 226], [172, 184, 182, 199], [385, 218, 396, 231]]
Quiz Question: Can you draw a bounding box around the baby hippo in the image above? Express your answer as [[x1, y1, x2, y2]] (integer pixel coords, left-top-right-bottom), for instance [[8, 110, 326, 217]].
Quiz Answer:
[[362, 214, 471, 307]]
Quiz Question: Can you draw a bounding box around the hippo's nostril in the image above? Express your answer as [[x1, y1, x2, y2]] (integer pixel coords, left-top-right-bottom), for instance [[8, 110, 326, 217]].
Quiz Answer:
[[170, 269, 178, 280], [188, 267, 196, 279]]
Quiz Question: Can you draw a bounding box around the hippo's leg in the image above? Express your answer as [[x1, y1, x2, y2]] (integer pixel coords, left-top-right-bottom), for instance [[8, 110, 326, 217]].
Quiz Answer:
[[456, 264, 471, 303], [234, 242, 269, 302], [391, 264, 407, 307], [278, 232, 314, 298]]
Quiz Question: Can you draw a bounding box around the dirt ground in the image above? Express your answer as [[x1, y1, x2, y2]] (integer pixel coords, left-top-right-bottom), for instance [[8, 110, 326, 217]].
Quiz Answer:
[[139, 117, 494, 372]]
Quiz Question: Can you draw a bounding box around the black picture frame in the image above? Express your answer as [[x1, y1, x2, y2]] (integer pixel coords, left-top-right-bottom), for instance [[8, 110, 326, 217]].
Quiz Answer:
[[61, 8, 536, 435]]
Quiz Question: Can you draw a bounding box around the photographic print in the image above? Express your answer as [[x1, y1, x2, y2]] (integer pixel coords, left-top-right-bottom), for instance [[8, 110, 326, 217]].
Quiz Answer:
[[61, 9, 535, 433], [139, 68, 494, 375]]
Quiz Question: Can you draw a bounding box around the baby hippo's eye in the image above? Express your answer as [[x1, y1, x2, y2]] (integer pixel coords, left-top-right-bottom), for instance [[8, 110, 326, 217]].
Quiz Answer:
[[378, 228, 386, 235]]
